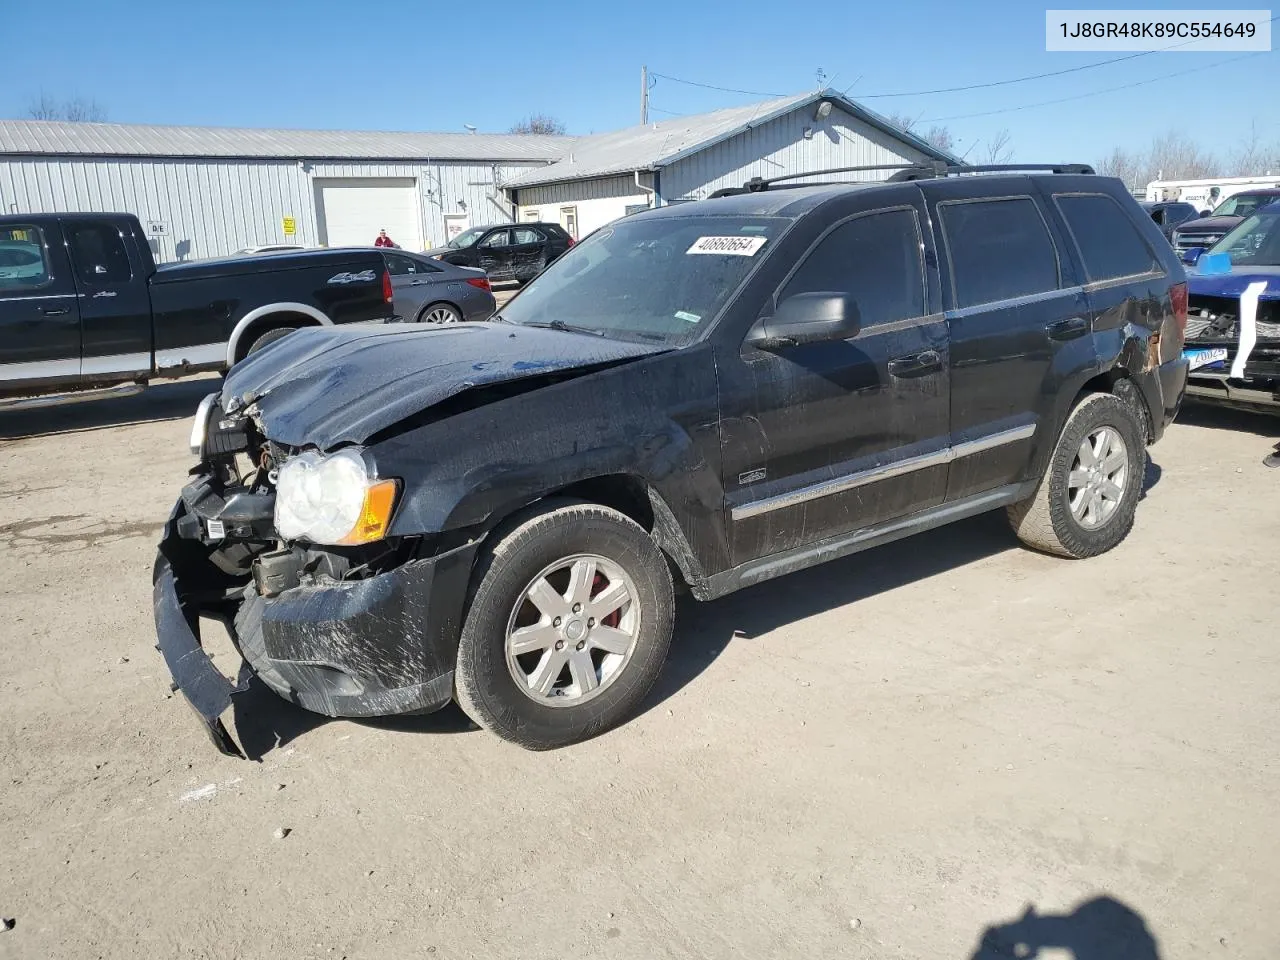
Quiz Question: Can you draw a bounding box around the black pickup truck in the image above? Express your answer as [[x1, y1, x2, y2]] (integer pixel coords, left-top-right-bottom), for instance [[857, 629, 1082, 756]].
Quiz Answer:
[[0, 213, 393, 408]]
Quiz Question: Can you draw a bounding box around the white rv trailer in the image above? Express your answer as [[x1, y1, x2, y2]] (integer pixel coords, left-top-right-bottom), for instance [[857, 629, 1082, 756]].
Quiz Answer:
[[1145, 175, 1280, 214]]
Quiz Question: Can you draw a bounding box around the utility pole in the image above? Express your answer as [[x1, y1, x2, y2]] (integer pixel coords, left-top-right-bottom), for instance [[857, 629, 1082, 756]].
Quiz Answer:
[[640, 65, 649, 125]]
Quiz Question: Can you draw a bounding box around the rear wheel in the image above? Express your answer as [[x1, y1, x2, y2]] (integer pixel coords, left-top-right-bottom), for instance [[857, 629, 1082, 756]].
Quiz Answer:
[[1007, 392, 1146, 558], [454, 502, 674, 749], [244, 326, 297, 357], [419, 302, 462, 324]]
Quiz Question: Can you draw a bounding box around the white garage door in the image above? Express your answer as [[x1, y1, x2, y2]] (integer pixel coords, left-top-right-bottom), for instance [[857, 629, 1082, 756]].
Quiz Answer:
[[317, 178, 422, 250]]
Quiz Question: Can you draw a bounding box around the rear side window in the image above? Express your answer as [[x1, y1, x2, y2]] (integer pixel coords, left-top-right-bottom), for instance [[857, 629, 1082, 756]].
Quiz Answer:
[[1055, 194, 1160, 283], [513, 227, 543, 244], [0, 225, 52, 293], [940, 198, 1059, 308], [66, 221, 132, 284], [780, 208, 926, 328]]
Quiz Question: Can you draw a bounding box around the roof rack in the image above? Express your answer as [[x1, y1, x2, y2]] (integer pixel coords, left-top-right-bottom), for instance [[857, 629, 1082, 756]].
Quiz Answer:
[[707, 162, 1096, 198]]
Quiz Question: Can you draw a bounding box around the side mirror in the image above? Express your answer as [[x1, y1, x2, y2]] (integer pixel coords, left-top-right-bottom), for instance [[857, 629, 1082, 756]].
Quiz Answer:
[[1199, 210, 1212, 218], [1180, 246, 1205, 266], [747, 292, 860, 350]]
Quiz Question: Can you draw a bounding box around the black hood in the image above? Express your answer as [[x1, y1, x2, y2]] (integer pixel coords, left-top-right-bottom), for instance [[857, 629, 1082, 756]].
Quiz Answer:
[[221, 322, 667, 449], [1175, 215, 1244, 235]]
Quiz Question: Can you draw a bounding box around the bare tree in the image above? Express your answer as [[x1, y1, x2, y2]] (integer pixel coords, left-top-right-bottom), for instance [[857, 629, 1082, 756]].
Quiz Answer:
[[26, 93, 107, 122], [885, 112, 955, 154], [1226, 120, 1277, 176], [509, 114, 567, 136], [1098, 147, 1145, 192], [983, 129, 1014, 164], [1146, 130, 1219, 181]]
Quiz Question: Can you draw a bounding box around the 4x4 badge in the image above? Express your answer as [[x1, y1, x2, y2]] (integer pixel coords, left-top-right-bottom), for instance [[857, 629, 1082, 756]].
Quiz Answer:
[[327, 270, 377, 284], [739, 467, 767, 484]]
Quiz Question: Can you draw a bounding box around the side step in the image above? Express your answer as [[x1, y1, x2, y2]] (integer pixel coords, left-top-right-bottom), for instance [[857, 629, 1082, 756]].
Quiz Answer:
[[0, 383, 144, 413]]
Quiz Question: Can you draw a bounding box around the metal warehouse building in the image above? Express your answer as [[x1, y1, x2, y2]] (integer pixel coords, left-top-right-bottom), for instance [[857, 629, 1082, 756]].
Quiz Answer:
[[0, 89, 957, 262], [0, 121, 568, 261], [503, 89, 960, 237]]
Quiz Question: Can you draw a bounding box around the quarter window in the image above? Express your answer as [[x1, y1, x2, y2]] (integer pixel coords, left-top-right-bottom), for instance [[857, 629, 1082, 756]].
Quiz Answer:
[[1055, 194, 1160, 282], [0, 225, 52, 293], [941, 198, 1059, 308], [779, 208, 926, 329], [384, 253, 416, 276]]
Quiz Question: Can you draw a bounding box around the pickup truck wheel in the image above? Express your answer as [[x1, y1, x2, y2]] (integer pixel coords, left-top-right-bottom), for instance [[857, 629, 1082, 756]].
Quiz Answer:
[[418, 302, 462, 324], [244, 326, 297, 357], [454, 502, 674, 749], [1007, 392, 1146, 559]]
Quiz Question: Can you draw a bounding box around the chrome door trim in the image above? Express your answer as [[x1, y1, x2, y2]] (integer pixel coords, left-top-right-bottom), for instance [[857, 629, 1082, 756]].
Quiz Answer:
[[731, 423, 1036, 522]]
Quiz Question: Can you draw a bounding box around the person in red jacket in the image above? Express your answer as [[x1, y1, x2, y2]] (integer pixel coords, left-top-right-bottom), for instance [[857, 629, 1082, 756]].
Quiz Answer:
[[373, 229, 395, 248]]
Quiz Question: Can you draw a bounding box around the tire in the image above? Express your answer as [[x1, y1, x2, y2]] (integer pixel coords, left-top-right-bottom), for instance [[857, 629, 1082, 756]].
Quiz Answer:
[[244, 326, 297, 357], [418, 302, 462, 324], [454, 501, 674, 749], [1007, 391, 1147, 559]]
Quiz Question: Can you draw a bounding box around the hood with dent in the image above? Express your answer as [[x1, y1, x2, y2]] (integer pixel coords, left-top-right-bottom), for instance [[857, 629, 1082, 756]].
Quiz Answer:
[[221, 322, 667, 449], [1188, 265, 1280, 300]]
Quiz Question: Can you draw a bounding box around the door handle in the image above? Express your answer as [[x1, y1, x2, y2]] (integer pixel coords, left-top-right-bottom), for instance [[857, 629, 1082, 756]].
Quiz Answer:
[[39, 305, 70, 316], [1046, 316, 1090, 341], [887, 349, 942, 378]]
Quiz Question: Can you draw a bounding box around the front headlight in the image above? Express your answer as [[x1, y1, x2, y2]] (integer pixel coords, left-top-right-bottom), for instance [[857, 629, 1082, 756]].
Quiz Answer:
[[274, 449, 399, 545]]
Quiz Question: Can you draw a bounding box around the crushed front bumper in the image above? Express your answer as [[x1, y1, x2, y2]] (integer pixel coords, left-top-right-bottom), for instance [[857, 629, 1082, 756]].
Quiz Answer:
[[154, 496, 477, 757]]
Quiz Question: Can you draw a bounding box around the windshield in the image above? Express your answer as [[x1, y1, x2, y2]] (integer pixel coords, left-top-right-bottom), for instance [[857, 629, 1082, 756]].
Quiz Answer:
[[1208, 210, 1280, 266], [1210, 194, 1278, 218], [447, 227, 487, 249], [499, 215, 786, 345]]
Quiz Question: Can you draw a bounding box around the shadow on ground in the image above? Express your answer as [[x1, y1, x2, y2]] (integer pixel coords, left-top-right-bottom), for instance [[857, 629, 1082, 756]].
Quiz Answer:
[[646, 509, 1020, 711], [230, 676, 476, 761], [969, 896, 1161, 959], [0, 377, 217, 440], [1176, 401, 1278, 438]]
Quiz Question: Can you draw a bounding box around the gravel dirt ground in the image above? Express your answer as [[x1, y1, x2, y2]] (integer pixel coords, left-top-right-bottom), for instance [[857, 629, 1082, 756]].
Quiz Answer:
[[1, 382, 1277, 960]]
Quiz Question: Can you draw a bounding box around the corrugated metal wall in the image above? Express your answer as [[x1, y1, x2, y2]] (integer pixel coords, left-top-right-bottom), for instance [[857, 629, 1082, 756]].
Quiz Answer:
[[513, 173, 655, 207], [661, 106, 932, 202], [0, 156, 547, 260]]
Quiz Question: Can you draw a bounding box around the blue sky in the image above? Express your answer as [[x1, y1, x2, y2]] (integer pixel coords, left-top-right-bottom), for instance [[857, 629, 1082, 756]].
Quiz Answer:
[[4, 0, 1277, 167]]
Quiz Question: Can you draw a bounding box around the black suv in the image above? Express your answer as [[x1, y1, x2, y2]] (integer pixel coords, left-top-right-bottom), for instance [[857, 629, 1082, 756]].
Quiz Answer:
[[426, 222, 574, 283], [1140, 200, 1199, 242], [155, 163, 1189, 756]]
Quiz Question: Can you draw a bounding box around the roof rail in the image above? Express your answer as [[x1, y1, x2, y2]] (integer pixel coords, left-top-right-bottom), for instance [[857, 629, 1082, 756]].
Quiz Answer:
[[707, 162, 1096, 198]]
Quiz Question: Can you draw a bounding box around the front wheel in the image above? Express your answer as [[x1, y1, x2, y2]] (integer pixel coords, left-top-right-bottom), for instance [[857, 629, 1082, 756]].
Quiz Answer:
[[454, 502, 674, 749], [1007, 392, 1147, 558]]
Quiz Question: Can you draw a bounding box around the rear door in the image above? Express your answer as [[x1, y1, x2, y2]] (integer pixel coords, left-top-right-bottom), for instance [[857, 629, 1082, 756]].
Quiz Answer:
[[718, 195, 951, 564], [509, 226, 547, 281], [922, 178, 1094, 502], [62, 217, 153, 379], [0, 221, 81, 388], [475, 229, 513, 279]]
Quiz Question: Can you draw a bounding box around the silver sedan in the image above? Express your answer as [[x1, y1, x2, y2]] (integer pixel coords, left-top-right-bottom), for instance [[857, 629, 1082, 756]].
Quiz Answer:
[[383, 249, 497, 324]]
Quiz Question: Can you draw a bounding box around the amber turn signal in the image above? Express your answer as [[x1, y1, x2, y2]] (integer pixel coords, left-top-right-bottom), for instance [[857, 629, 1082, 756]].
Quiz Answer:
[[338, 479, 399, 545]]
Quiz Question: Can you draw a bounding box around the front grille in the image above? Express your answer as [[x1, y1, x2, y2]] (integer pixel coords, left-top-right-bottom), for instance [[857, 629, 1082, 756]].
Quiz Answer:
[[1174, 233, 1224, 255]]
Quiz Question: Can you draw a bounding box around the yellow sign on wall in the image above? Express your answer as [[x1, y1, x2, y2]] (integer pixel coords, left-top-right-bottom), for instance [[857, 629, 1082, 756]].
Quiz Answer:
[[282, 216, 297, 236]]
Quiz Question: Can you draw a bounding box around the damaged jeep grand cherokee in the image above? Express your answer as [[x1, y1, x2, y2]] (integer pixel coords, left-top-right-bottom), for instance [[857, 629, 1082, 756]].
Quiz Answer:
[[155, 163, 1190, 756]]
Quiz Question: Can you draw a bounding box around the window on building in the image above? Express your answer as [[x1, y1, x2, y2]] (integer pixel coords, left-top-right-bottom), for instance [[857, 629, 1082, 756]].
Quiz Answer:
[[1056, 194, 1160, 282], [0, 225, 51, 293], [940, 198, 1059, 308], [778, 208, 926, 329]]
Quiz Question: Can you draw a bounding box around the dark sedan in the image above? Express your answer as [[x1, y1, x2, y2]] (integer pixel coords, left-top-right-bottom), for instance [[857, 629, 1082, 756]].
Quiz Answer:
[[425, 222, 574, 283], [383, 249, 496, 324]]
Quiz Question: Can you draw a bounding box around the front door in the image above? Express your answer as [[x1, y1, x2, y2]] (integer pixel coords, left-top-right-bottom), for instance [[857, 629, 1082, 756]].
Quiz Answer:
[[717, 198, 951, 565], [476, 228, 513, 279], [62, 217, 153, 380], [921, 179, 1093, 502], [0, 221, 81, 390]]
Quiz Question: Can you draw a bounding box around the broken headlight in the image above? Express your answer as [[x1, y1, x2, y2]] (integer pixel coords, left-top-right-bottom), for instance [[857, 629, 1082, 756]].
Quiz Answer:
[[274, 449, 398, 545]]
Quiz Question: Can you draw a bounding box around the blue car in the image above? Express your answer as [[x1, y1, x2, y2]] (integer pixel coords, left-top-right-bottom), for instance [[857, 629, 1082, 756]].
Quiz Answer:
[[1180, 200, 1280, 413]]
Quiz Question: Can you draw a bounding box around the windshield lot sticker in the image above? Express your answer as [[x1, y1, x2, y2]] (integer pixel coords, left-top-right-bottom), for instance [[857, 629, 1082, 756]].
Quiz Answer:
[[686, 236, 767, 256], [674, 310, 701, 323]]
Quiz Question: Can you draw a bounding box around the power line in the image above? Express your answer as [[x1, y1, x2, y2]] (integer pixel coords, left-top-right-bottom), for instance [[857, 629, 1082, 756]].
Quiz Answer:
[[648, 105, 685, 117], [917, 51, 1270, 123], [649, 73, 785, 98]]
